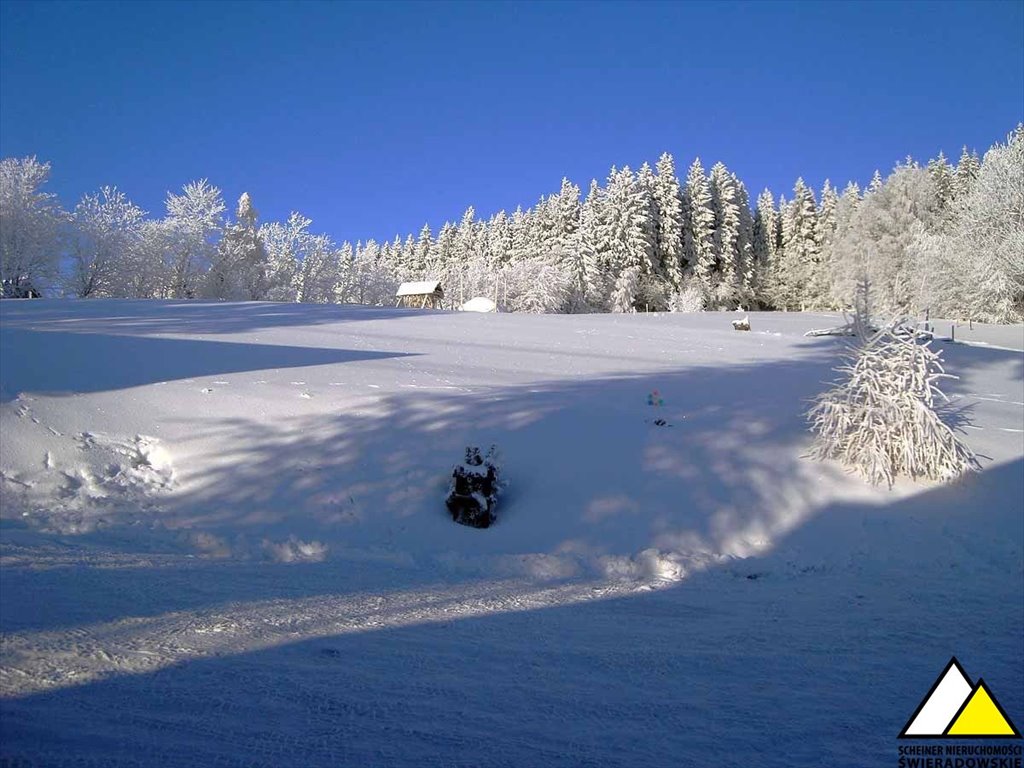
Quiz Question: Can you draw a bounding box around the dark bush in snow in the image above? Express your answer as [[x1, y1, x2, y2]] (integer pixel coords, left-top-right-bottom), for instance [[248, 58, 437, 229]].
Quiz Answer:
[[446, 446, 501, 528]]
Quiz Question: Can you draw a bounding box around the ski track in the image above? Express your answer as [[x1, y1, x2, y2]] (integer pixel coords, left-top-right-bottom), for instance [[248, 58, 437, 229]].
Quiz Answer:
[[0, 577, 654, 699]]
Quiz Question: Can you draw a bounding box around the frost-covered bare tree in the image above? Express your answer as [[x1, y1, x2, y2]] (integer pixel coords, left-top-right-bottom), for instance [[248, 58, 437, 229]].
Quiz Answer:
[[347, 240, 398, 306], [500, 254, 572, 313], [808, 280, 978, 487], [68, 186, 146, 298], [259, 212, 343, 304], [912, 127, 1023, 323], [831, 162, 940, 317], [163, 179, 225, 299], [0, 157, 65, 298]]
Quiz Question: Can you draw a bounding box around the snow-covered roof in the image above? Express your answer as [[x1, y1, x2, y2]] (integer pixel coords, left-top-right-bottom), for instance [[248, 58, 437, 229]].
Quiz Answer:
[[396, 280, 443, 297]]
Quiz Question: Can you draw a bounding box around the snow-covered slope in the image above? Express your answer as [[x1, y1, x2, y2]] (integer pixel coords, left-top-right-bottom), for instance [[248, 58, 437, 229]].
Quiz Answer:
[[1, 300, 1021, 767]]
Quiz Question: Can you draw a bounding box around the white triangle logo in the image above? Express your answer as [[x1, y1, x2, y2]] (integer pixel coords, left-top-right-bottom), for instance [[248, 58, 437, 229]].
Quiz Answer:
[[901, 658, 973, 737]]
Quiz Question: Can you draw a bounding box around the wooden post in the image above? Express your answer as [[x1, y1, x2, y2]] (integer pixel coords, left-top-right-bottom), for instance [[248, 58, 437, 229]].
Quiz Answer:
[[951, 323, 955, 342]]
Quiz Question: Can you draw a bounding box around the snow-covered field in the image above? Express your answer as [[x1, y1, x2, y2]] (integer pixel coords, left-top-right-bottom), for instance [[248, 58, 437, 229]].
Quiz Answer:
[[1, 300, 1021, 767]]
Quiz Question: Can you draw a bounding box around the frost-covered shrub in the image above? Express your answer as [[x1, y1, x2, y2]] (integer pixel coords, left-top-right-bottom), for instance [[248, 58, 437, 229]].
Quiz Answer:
[[262, 536, 329, 563], [668, 280, 705, 312], [807, 311, 978, 487]]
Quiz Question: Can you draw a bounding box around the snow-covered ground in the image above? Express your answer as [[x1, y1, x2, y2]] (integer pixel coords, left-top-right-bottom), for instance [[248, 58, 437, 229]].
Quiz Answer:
[[1, 300, 1021, 767]]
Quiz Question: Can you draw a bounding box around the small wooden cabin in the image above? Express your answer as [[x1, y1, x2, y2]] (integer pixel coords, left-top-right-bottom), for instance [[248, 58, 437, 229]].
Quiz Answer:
[[396, 280, 444, 309]]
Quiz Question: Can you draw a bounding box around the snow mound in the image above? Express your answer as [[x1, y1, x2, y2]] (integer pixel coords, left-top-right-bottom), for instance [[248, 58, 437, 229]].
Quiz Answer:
[[262, 535, 329, 563], [460, 296, 497, 312]]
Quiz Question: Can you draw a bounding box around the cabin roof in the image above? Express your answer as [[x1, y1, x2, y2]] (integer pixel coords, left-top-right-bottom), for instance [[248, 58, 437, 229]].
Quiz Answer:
[[396, 280, 443, 297]]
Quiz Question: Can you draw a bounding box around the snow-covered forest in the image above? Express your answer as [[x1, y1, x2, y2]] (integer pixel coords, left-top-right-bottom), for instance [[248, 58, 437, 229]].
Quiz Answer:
[[2, 127, 1022, 322]]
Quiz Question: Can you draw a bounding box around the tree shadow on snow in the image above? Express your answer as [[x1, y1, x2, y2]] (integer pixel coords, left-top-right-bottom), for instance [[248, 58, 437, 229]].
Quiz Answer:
[[0, 328, 417, 402], [0, 299, 443, 338]]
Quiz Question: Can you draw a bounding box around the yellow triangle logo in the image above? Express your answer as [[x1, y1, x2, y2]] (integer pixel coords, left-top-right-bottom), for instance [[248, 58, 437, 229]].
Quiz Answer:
[[945, 680, 1022, 738]]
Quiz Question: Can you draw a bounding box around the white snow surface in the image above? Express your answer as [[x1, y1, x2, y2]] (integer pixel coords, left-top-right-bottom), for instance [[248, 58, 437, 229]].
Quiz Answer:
[[0, 300, 1021, 767]]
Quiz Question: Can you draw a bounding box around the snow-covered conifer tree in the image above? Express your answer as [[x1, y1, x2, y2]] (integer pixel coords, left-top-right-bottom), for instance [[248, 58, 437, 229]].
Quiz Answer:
[[412, 223, 433, 279], [927, 151, 955, 210], [548, 178, 584, 311], [485, 210, 512, 270], [683, 158, 715, 294], [653, 152, 684, 292], [810, 180, 840, 308], [597, 166, 654, 310], [579, 179, 610, 309], [953, 146, 981, 200], [751, 189, 778, 307], [709, 162, 741, 307], [808, 279, 978, 487], [776, 179, 819, 310], [203, 192, 269, 300]]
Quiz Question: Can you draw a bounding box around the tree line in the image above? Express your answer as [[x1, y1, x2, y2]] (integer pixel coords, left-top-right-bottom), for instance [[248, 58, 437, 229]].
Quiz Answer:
[[1, 126, 1020, 322]]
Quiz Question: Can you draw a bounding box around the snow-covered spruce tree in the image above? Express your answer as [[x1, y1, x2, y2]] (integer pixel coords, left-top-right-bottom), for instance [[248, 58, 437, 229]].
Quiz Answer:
[[550, 179, 586, 312], [751, 188, 778, 307], [579, 179, 611, 310], [775, 178, 819, 310], [634, 162, 669, 310], [734, 175, 755, 307], [683, 158, 715, 293], [813, 180, 840, 309], [485, 210, 512, 270], [827, 182, 861, 307], [597, 166, 655, 312], [412, 223, 433, 279], [709, 162, 741, 308], [653, 152, 684, 293], [807, 280, 978, 487], [953, 146, 981, 200], [203, 192, 269, 300], [927, 151, 955, 211]]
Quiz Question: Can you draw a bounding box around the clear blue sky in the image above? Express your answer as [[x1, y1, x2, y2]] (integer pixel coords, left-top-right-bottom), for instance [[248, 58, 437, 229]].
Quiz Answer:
[[2, 0, 1021, 243]]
